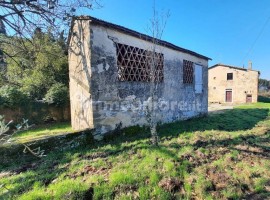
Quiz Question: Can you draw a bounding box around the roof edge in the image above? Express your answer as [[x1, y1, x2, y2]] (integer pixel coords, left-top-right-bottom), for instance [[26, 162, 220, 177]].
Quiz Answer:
[[209, 63, 260, 74], [70, 15, 212, 61]]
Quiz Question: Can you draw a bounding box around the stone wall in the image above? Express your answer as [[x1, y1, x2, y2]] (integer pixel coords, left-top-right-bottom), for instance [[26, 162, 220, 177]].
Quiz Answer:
[[69, 18, 209, 137], [208, 65, 259, 104], [0, 103, 70, 124]]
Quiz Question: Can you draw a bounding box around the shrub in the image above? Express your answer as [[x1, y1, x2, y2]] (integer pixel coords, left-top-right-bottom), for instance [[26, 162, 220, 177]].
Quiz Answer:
[[0, 85, 29, 108], [258, 95, 270, 103], [45, 83, 69, 106]]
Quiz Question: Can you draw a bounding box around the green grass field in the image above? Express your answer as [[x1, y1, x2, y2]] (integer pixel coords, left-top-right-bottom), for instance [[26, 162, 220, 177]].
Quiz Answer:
[[0, 103, 269, 199], [236, 102, 270, 109], [13, 122, 73, 143]]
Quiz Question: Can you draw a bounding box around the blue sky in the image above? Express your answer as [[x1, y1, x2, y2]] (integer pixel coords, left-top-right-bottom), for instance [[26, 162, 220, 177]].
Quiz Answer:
[[84, 0, 270, 80]]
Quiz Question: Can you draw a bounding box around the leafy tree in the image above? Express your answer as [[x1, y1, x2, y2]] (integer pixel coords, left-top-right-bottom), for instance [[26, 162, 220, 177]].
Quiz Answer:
[[0, 0, 101, 73], [45, 82, 69, 106], [2, 29, 68, 100], [259, 78, 270, 89], [0, 0, 101, 100], [0, 85, 29, 108]]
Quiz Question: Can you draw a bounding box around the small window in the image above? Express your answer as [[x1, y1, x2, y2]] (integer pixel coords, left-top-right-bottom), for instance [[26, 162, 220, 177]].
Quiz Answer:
[[227, 73, 233, 80], [183, 60, 194, 84]]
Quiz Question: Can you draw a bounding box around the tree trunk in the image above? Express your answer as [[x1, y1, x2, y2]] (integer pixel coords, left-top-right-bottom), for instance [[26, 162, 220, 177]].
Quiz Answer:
[[150, 122, 159, 146]]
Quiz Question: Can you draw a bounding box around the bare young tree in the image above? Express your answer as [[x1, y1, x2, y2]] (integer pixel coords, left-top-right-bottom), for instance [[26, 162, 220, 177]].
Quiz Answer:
[[146, 4, 170, 145]]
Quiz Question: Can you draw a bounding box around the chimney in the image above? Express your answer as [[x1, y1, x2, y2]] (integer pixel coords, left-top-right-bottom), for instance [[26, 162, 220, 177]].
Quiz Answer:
[[248, 61, 252, 70]]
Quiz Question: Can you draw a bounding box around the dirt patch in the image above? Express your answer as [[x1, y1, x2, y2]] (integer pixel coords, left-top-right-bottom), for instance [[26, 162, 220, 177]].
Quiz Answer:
[[68, 165, 110, 180], [82, 165, 109, 176], [0, 171, 12, 179], [243, 192, 270, 200], [208, 103, 233, 114], [80, 150, 123, 160], [235, 144, 263, 153], [158, 177, 183, 193], [80, 152, 110, 160], [181, 148, 228, 168], [234, 144, 270, 158], [13, 162, 39, 174], [206, 167, 232, 191]]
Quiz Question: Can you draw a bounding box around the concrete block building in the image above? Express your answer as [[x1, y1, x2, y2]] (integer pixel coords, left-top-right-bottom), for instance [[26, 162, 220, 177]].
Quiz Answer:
[[68, 16, 211, 136], [208, 63, 259, 104]]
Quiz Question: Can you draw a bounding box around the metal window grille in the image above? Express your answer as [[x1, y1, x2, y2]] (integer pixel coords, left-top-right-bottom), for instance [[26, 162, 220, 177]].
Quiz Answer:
[[183, 60, 194, 84], [116, 43, 164, 82]]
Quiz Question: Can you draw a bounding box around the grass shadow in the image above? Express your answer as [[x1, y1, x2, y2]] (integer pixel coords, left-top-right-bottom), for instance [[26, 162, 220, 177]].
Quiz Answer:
[[1, 108, 269, 167], [159, 108, 269, 136], [258, 95, 270, 103]]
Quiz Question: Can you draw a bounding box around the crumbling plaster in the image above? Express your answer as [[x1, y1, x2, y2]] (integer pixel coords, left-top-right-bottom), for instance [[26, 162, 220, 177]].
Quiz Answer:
[[69, 19, 209, 137]]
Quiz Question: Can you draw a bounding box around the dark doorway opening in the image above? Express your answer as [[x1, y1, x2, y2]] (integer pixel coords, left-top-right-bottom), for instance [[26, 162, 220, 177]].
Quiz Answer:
[[246, 94, 252, 103], [226, 90, 232, 102]]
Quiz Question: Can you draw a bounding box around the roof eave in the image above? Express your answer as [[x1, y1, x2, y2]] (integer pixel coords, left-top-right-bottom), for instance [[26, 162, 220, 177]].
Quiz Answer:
[[70, 15, 212, 61], [209, 64, 260, 73]]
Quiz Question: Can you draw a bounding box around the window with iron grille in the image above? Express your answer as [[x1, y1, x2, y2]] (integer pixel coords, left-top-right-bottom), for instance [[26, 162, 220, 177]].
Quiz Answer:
[[116, 43, 164, 82], [183, 60, 194, 84], [227, 73, 233, 80]]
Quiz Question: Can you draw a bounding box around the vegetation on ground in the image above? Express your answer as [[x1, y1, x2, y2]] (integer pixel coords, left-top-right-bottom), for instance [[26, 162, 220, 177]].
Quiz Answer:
[[12, 122, 73, 143], [259, 78, 270, 90], [258, 92, 270, 103], [237, 102, 270, 109], [0, 103, 270, 199]]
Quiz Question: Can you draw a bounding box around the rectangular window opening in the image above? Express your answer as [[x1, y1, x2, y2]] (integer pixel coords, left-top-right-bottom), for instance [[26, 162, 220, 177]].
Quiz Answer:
[[183, 60, 194, 84], [227, 73, 233, 80]]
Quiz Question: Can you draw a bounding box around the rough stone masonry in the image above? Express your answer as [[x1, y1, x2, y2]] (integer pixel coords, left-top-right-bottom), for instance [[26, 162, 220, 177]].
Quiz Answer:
[[68, 16, 211, 138]]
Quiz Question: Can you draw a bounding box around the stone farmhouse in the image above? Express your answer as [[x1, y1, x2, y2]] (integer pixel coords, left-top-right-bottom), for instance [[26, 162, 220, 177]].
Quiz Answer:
[[208, 63, 260, 104], [68, 16, 211, 137]]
